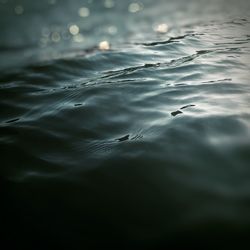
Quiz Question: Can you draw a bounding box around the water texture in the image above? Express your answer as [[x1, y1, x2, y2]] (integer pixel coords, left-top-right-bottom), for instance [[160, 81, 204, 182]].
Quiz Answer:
[[1, 0, 250, 248]]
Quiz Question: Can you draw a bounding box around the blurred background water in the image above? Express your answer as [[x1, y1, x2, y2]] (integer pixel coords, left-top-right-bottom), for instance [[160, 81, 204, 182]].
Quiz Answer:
[[1, 0, 250, 249]]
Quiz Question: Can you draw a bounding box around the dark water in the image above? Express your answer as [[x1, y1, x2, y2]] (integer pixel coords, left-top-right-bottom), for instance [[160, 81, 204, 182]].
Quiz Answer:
[[1, 0, 250, 248]]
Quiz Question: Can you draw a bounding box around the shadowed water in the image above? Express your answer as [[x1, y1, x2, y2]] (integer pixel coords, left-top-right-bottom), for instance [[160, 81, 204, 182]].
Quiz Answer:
[[1, 0, 250, 249]]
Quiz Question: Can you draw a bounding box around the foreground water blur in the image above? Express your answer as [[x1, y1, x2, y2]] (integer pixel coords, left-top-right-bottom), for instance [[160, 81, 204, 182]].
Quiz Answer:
[[1, 0, 250, 249]]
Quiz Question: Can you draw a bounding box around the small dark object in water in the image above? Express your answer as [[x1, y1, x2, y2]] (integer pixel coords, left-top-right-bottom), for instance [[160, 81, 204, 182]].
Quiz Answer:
[[6, 118, 20, 123], [116, 134, 129, 142], [74, 103, 82, 107], [180, 104, 196, 110], [171, 110, 183, 117]]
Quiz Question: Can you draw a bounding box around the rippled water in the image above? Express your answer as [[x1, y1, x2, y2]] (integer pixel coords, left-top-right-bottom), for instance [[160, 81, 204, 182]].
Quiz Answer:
[[1, 0, 250, 248]]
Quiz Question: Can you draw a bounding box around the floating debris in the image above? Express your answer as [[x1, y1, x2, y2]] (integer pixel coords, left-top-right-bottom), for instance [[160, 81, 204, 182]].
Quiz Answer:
[[180, 104, 196, 110], [116, 134, 129, 142], [171, 110, 183, 117], [6, 118, 20, 123]]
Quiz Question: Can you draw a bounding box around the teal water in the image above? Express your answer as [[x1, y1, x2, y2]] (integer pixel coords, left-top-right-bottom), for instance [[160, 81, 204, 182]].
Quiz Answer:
[[1, 0, 250, 249]]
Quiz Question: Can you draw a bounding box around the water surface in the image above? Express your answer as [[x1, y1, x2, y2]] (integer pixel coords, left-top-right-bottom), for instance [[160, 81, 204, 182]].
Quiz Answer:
[[1, 0, 250, 248]]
